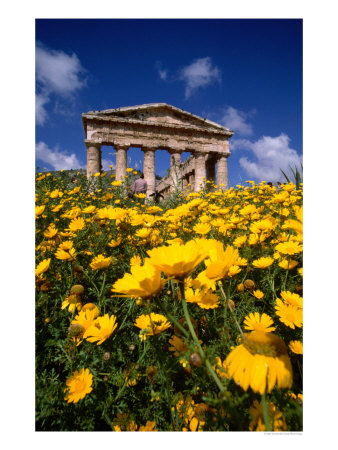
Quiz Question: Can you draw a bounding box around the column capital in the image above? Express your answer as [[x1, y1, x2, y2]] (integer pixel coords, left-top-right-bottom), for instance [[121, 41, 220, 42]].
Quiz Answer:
[[113, 143, 130, 151], [141, 146, 157, 153], [217, 152, 231, 160], [168, 148, 183, 155], [85, 140, 101, 148]]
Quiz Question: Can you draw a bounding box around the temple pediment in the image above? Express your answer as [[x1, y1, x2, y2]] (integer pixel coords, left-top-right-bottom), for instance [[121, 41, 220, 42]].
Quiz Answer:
[[83, 103, 233, 134]]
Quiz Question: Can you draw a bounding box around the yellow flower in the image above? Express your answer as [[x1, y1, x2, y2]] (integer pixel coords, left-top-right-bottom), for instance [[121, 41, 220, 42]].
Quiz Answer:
[[225, 331, 293, 394], [130, 255, 142, 267], [280, 291, 303, 308], [35, 205, 46, 217], [253, 290, 264, 300], [111, 180, 122, 186], [43, 224, 58, 238], [61, 294, 82, 313], [139, 421, 157, 431], [82, 205, 96, 214], [193, 223, 211, 235], [90, 255, 112, 270], [64, 368, 93, 403], [275, 241, 303, 255], [213, 357, 229, 379], [147, 240, 207, 280], [134, 313, 171, 340], [278, 258, 299, 270], [289, 340, 303, 355], [83, 314, 118, 345], [55, 247, 76, 261], [111, 260, 163, 299], [135, 193, 147, 199], [35, 258, 51, 276], [196, 291, 220, 309], [68, 216, 86, 232], [204, 243, 240, 281], [275, 299, 303, 329], [249, 399, 287, 431], [243, 312, 276, 333], [233, 235, 247, 248], [298, 267, 303, 277], [108, 237, 122, 248], [252, 256, 274, 269]]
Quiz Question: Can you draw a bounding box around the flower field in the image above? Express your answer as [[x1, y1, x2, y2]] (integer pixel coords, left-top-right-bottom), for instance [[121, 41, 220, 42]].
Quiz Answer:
[[35, 170, 303, 431]]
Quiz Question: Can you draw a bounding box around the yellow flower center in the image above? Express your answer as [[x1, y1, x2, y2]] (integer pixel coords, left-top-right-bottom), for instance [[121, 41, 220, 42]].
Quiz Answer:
[[74, 379, 86, 393], [243, 331, 287, 357]]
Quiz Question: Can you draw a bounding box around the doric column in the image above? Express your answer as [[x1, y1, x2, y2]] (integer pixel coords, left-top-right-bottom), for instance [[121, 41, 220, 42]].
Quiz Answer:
[[114, 144, 129, 181], [142, 147, 156, 197], [217, 154, 229, 190], [169, 150, 182, 189], [85, 142, 102, 178], [194, 152, 206, 192]]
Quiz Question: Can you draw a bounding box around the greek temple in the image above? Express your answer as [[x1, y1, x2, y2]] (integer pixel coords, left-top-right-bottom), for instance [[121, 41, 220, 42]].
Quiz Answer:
[[82, 103, 234, 197]]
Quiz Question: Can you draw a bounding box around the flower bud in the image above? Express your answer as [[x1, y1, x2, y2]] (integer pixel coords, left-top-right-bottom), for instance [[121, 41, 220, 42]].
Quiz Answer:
[[103, 352, 111, 361], [189, 352, 203, 367], [129, 344, 135, 351], [68, 323, 85, 338], [228, 299, 235, 309], [70, 284, 85, 296], [244, 279, 255, 291]]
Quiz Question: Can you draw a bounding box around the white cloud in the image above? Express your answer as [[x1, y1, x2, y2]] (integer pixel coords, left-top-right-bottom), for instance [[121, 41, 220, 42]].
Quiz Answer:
[[35, 93, 50, 126], [36, 141, 85, 171], [35, 42, 86, 125], [158, 69, 168, 81], [219, 106, 253, 136], [179, 57, 221, 99], [232, 134, 302, 183], [36, 43, 86, 96]]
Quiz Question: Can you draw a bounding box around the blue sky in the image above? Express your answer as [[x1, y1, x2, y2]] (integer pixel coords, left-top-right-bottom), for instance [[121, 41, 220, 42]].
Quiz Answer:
[[36, 19, 302, 186]]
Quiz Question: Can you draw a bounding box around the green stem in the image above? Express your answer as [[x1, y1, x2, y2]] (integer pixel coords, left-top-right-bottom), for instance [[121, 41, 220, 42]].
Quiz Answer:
[[262, 392, 272, 431], [153, 296, 189, 339], [218, 282, 245, 341], [179, 283, 224, 394]]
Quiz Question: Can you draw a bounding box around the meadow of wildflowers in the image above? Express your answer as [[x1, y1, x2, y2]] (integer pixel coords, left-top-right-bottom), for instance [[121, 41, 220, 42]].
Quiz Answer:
[[35, 169, 303, 431]]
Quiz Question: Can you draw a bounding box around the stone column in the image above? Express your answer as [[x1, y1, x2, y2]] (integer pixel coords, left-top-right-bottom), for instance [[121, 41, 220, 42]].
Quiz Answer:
[[86, 142, 102, 178], [182, 176, 188, 190], [217, 154, 229, 190], [169, 150, 182, 189], [194, 152, 206, 192], [114, 144, 129, 181], [142, 147, 156, 198]]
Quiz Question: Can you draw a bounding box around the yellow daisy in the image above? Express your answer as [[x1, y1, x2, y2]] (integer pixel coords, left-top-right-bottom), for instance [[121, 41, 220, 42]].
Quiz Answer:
[[90, 255, 112, 271], [147, 240, 207, 280], [243, 312, 276, 332], [275, 299, 303, 329], [64, 368, 93, 403], [225, 331, 293, 394], [134, 313, 171, 340], [35, 258, 51, 276], [289, 340, 303, 355], [83, 314, 118, 345], [111, 260, 163, 299], [252, 256, 274, 269]]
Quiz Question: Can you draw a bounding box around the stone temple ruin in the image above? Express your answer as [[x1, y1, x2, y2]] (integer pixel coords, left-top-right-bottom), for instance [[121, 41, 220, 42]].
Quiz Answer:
[[82, 103, 234, 197]]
